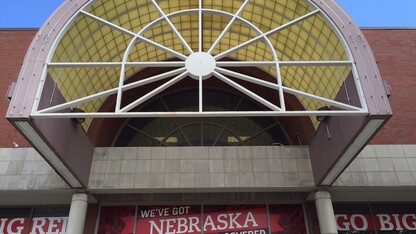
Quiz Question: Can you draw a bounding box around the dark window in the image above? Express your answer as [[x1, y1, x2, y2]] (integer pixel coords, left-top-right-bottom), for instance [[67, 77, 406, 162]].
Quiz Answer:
[[114, 90, 290, 146]]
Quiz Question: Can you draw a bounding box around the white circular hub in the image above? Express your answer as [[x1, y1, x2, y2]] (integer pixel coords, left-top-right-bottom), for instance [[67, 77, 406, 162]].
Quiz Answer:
[[185, 52, 216, 80]]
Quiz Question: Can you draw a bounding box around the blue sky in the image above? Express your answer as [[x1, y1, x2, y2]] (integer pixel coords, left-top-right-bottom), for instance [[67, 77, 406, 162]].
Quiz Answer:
[[336, 0, 416, 27], [0, 0, 415, 28]]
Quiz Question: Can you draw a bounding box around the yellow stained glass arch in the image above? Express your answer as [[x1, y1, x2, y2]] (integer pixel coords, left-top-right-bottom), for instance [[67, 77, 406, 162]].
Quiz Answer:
[[35, 0, 367, 130]]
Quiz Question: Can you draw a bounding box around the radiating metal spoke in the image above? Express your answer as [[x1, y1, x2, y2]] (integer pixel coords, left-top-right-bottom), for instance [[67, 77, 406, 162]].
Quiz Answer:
[[122, 67, 187, 91], [207, 0, 250, 54], [38, 88, 113, 114], [215, 67, 277, 88], [80, 10, 136, 37], [216, 67, 363, 111], [120, 71, 189, 112], [213, 71, 281, 111], [38, 68, 186, 113], [81, 10, 187, 60], [137, 36, 188, 60], [47, 61, 186, 68], [214, 9, 320, 60], [199, 0, 203, 52], [278, 61, 354, 66], [47, 62, 122, 68], [117, 68, 186, 112], [215, 61, 354, 67], [216, 61, 275, 67], [151, 0, 194, 54], [126, 61, 186, 67], [79, 9, 137, 112]]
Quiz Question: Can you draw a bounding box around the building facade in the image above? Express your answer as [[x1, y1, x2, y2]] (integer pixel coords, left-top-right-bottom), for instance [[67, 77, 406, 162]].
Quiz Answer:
[[1, 0, 416, 233]]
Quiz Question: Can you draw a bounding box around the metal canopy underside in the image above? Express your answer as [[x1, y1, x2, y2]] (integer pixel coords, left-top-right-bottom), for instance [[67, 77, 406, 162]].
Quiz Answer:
[[30, 0, 368, 131]]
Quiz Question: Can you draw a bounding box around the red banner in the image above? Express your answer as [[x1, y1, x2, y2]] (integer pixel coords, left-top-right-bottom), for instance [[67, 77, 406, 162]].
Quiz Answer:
[[136, 205, 202, 234], [336, 214, 416, 231], [336, 214, 374, 231], [203, 205, 268, 234], [269, 204, 306, 234], [97, 206, 135, 234], [0, 217, 67, 234], [29, 217, 68, 234], [97, 204, 306, 234], [0, 218, 29, 234], [374, 214, 416, 231]]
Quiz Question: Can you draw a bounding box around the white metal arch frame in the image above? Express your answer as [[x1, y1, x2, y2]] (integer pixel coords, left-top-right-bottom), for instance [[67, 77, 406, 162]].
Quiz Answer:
[[30, 0, 368, 122], [6, 0, 392, 188]]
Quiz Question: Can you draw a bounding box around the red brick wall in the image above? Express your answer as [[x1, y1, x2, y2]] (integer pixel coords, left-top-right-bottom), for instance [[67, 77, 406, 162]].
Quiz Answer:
[[0, 29, 415, 146], [0, 30, 35, 148], [363, 29, 416, 144]]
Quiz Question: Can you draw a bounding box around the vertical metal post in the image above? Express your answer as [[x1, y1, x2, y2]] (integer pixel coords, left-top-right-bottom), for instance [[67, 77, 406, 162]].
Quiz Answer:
[[314, 190, 337, 234], [66, 193, 88, 234]]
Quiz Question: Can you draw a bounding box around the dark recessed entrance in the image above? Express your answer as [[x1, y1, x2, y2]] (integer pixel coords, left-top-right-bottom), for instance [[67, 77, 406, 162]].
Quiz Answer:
[[114, 89, 290, 146]]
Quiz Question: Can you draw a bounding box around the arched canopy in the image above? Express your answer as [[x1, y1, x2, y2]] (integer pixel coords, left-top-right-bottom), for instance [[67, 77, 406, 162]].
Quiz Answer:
[[28, 0, 371, 131], [6, 0, 392, 188]]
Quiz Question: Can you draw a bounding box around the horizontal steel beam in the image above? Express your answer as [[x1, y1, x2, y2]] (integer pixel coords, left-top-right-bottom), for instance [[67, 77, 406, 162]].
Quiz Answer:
[[216, 61, 354, 67], [31, 110, 368, 118], [47, 61, 186, 68]]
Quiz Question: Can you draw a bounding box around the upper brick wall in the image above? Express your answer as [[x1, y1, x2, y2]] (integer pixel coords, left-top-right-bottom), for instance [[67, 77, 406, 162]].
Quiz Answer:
[[0, 30, 35, 148], [0, 29, 415, 147], [364, 30, 416, 144]]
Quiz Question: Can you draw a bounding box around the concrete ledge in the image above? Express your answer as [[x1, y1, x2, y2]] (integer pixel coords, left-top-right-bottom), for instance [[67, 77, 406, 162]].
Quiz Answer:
[[334, 145, 416, 186], [0, 148, 68, 190], [88, 146, 314, 190]]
